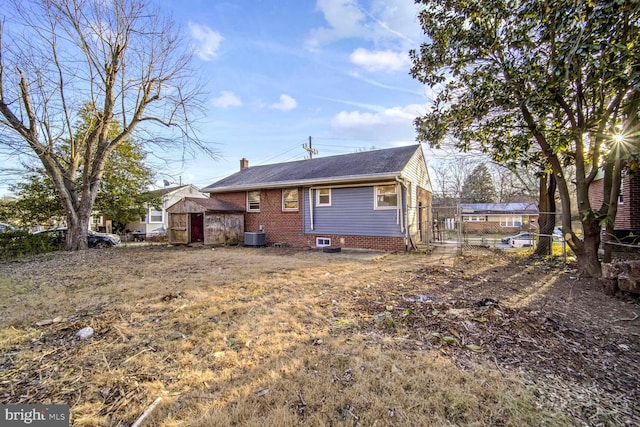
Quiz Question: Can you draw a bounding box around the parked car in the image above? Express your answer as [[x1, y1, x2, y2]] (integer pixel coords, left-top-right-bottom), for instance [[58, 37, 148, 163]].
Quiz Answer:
[[33, 227, 121, 248], [501, 232, 530, 244], [509, 232, 536, 248], [501, 233, 518, 244]]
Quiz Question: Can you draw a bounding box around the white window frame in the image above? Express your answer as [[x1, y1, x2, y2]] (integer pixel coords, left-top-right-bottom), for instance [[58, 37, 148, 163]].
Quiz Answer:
[[282, 188, 299, 211], [374, 184, 398, 210], [316, 237, 331, 247], [463, 216, 486, 222], [618, 179, 624, 205], [316, 188, 331, 206], [149, 208, 164, 223], [247, 191, 260, 212], [500, 216, 522, 227]]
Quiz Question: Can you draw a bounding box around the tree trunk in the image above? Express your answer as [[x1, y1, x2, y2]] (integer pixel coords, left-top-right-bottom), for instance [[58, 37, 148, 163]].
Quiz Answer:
[[66, 213, 90, 250], [575, 218, 603, 277], [60, 176, 101, 251], [535, 172, 556, 257], [601, 159, 623, 264]]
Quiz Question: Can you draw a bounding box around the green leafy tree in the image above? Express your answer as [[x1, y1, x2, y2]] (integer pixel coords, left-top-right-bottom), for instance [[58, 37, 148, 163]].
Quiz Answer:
[[6, 103, 157, 229], [460, 164, 498, 203], [94, 140, 157, 229], [410, 0, 640, 277], [0, 0, 212, 250], [9, 173, 65, 227], [8, 139, 156, 229]]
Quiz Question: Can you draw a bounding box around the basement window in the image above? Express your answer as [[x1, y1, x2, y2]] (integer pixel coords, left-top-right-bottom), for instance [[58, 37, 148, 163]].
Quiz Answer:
[[316, 237, 331, 247]]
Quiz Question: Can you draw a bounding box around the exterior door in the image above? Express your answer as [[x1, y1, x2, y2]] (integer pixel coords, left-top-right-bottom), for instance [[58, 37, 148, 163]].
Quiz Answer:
[[190, 213, 204, 243], [418, 202, 423, 242]]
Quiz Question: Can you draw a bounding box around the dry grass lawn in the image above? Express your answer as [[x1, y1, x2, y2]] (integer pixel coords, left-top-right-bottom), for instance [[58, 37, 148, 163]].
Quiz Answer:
[[1, 245, 638, 426]]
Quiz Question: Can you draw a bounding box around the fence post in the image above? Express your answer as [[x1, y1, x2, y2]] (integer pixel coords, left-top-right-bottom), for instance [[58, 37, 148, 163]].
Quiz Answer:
[[457, 204, 463, 255]]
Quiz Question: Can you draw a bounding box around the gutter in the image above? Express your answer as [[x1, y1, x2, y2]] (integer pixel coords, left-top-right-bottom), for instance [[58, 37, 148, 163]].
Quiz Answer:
[[203, 173, 401, 193], [396, 176, 410, 251]]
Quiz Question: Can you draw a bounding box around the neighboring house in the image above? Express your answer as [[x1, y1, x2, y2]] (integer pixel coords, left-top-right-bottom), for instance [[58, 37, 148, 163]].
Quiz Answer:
[[460, 203, 539, 234], [126, 184, 207, 237], [201, 145, 433, 251], [589, 172, 640, 240], [90, 213, 112, 233]]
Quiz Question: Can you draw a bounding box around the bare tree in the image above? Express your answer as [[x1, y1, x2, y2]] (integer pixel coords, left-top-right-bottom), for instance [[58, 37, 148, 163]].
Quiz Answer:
[[489, 163, 538, 203], [429, 155, 479, 203], [0, 0, 211, 249]]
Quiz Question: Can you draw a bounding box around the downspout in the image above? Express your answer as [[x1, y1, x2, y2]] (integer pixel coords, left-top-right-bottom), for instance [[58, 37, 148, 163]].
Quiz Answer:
[[308, 188, 314, 231], [396, 177, 410, 251]]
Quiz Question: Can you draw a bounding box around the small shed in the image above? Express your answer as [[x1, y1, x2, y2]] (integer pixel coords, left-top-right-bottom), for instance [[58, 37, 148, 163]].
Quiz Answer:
[[167, 197, 245, 245]]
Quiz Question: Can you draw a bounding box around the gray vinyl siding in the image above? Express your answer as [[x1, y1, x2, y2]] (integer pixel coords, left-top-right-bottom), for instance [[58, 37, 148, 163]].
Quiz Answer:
[[303, 187, 403, 236]]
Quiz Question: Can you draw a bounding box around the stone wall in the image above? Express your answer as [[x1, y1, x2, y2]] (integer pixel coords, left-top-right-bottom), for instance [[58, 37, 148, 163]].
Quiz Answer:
[[602, 261, 640, 295]]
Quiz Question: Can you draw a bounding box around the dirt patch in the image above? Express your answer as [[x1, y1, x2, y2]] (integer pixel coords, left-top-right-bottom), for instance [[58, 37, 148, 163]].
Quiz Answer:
[[0, 245, 638, 426]]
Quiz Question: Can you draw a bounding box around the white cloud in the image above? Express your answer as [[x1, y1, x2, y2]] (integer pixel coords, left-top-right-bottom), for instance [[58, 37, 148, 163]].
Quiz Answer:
[[349, 48, 410, 72], [331, 104, 425, 141], [307, 0, 423, 49], [212, 91, 242, 108], [269, 94, 298, 111], [307, 0, 368, 49], [188, 22, 223, 61]]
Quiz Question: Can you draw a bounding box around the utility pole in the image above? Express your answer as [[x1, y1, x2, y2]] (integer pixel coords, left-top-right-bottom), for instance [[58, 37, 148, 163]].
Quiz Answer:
[[302, 136, 318, 159]]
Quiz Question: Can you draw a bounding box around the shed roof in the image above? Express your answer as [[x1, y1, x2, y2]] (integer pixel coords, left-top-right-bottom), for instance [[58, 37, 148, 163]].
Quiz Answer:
[[202, 144, 421, 192], [173, 197, 245, 212], [148, 184, 196, 196]]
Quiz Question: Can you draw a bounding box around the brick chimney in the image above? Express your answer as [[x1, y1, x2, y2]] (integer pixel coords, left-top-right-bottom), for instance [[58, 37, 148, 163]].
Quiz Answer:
[[240, 157, 249, 171]]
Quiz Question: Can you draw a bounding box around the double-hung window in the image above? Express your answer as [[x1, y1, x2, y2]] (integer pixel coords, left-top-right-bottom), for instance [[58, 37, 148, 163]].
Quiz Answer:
[[282, 188, 299, 211], [316, 188, 331, 206], [247, 191, 260, 212], [375, 184, 398, 209], [500, 216, 522, 227], [149, 208, 163, 223]]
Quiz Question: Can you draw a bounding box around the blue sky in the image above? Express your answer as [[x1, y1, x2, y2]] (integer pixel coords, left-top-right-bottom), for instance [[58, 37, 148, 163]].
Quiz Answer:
[[0, 0, 442, 196], [158, 0, 436, 189]]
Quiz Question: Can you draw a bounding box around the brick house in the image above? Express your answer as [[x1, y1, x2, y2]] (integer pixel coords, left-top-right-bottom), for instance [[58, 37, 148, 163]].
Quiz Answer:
[[460, 203, 539, 234], [589, 172, 640, 238], [201, 145, 433, 251]]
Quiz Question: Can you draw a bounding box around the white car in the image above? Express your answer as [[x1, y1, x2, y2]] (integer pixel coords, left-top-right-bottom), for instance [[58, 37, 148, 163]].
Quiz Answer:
[[510, 232, 535, 248]]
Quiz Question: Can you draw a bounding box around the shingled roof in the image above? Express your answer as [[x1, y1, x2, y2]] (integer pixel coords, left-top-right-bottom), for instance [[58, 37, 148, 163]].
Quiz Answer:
[[181, 197, 245, 212], [202, 144, 421, 192], [460, 203, 539, 214]]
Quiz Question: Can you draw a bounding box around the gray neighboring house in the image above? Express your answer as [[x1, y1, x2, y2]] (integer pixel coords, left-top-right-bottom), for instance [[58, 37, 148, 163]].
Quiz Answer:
[[201, 144, 433, 251]]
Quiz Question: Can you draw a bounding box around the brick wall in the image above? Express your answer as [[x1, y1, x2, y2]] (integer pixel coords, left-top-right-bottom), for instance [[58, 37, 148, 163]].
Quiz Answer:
[[306, 234, 406, 251], [210, 189, 407, 251], [588, 176, 640, 229], [630, 176, 640, 230]]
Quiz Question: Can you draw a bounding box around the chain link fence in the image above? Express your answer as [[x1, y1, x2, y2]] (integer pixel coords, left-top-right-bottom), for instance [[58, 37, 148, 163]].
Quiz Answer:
[[430, 206, 570, 262]]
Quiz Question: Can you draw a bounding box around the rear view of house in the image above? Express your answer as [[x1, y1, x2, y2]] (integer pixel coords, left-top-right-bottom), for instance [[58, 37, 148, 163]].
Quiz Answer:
[[201, 145, 433, 251]]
